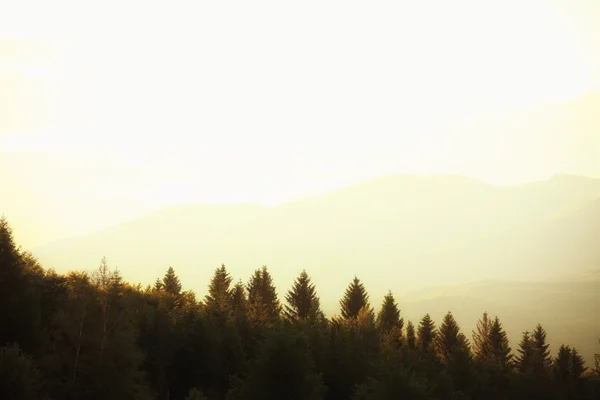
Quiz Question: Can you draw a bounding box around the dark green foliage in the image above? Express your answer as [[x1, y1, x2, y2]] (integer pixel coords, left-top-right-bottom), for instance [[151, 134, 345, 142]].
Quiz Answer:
[[235, 328, 326, 400], [247, 266, 281, 328], [437, 312, 473, 394], [376, 291, 403, 333], [417, 314, 437, 352], [406, 320, 417, 348], [162, 266, 182, 296], [340, 276, 370, 320], [472, 312, 492, 362], [284, 270, 324, 323], [185, 387, 208, 400], [0, 217, 42, 353], [205, 264, 233, 316], [0, 344, 47, 399], [1, 217, 600, 399]]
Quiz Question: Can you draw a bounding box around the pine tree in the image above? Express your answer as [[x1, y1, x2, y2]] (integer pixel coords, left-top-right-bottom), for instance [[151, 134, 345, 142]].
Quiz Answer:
[[516, 331, 535, 374], [340, 276, 370, 320], [0, 217, 41, 352], [488, 316, 512, 369], [231, 280, 247, 316], [531, 324, 552, 375], [284, 270, 323, 323], [247, 266, 280, 327], [437, 312, 465, 364], [376, 291, 403, 333], [436, 312, 472, 393], [472, 312, 492, 362], [569, 347, 586, 379], [554, 345, 572, 383], [406, 321, 416, 348], [417, 314, 436, 351], [162, 266, 182, 296], [205, 264, 233, 315]]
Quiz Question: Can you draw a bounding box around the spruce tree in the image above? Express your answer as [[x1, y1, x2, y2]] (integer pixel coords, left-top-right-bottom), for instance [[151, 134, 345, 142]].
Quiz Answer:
[[417, 314, 436, 351], [231, 280, 248, 316], [340, 276, 370, 320], [247, 266, 281, 327], [406, 321, 416, 348], [437, 312, 467, 364], [436, 312, 472, 393], [553, 345, 572, 383], [376, 291, 403, 333], [162, 266, 182, 296], [516, 331, 535, 374], [284, 270, 323, 323], [472, 312, 492, 362], [531, 324, 552, 375], [205, 264, 233, 315], [488, 316, 512, 369]]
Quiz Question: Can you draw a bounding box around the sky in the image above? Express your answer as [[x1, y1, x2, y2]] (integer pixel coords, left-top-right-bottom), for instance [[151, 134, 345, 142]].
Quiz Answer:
[[1, 0, 600, 211]]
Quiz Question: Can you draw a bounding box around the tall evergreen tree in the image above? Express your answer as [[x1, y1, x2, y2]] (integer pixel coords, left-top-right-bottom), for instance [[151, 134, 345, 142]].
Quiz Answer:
[[247, 266, 281, 327], [516, 331, 535, 374], [417, 314, 436, 351], [531, 324, 552, 375], [472, 312, 492, 362], [205, 264, 233, 315], [339, 277, 370, 320], [406, 321, 416, 348], [437, 312, 472, 393], [284, 270, 323, 323], [488, 316, 512, 369], [231, 280, 248, 316], [0, 217, 41, 352], [376, 291, 403, 333], [162, 266, 182, 296]]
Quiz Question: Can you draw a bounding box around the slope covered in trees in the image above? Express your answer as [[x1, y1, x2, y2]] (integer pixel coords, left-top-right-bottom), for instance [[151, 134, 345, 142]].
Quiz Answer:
[[1, 217, 600, 399]]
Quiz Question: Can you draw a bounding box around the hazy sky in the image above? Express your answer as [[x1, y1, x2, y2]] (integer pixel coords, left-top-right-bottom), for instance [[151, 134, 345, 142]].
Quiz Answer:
[[1, 0, 600, 207]]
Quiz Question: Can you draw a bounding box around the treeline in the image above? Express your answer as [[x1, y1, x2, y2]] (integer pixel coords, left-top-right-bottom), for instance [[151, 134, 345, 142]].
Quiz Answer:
[[0, 217, 599, 399]]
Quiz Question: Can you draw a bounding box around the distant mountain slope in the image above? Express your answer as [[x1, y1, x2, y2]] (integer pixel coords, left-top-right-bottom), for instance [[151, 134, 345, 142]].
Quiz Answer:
[[32, 174, 600, 299], [396, 277, 600, 366]]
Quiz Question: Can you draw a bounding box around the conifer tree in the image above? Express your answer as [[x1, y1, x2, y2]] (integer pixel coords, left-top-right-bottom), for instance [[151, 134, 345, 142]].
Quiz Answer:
[[436, 312, 472, 393], [376, 291, 403, 333], [516, 331, 535, 374], [531, 324, 552, 375], [406, 321, 416, 348], [340, 276, 370, 320], [247, 266, 281, 326], [437, 312, 467, 364], [231, 280, 248, 316], [162, 266, 182, 296], [488, 316, 512, 369], [0, 217, 41, 352], [472, 312, 492, 362], [205, 264, 233, 315], [554, 345, 572, 383], [570, 347, 586, 380], [284, 270, 323, 323], [417, 314, 436, 351]]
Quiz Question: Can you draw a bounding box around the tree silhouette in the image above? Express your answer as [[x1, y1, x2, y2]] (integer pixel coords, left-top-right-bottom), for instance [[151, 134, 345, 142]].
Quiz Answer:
[[340, 276, 370, 320], [472, 312, 492, 362], [162, 266, 182, 296], [417, 314, 436, 352], [284, 270, 323, 323], [205, 264, 233, 315], [376, 291, 403, 333], [406, 320, 416, 348]]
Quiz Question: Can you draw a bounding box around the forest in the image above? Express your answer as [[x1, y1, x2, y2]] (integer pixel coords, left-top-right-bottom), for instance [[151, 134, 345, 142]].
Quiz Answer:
[[0, 216, 599, 400]]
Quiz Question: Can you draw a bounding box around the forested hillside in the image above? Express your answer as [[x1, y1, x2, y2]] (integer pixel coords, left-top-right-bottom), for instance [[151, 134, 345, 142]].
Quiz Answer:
[[1, 217, 599, 399]]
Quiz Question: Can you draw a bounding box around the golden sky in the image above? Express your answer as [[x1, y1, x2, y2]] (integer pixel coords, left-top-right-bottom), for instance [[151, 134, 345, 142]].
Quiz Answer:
[[1, 0, 600, 207]]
